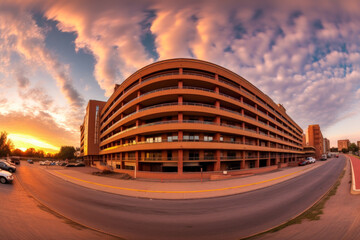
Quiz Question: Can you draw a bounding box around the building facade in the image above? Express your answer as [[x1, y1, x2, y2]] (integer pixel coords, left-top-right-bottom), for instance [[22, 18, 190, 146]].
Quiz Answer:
[[324, 138, 330, 153], [81, 59, 304, 179], [80, 100, 106, 165], [306, 125, 324, 160], [338, 139, 350, 152]]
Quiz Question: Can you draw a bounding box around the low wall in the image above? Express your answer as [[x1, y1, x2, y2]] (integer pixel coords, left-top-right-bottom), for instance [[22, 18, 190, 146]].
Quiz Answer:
[[91, 163, 287, 180]]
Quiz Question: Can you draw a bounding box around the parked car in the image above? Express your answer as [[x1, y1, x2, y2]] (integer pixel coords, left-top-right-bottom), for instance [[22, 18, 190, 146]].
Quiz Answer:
[[306, 157, 316, 164], [298, 160, 308, 166], [0, 161, 16, 173], [40, 160, 51, 166], [10, 157, 20, 165], [321, 154, 328, 161], [65, 163, 76, 167], [75, 162, 85, 167], [0, 170, 13, 184], [0, 159, 16, 166], [27, 159, 34, 164], [336, 154, 339, 158]]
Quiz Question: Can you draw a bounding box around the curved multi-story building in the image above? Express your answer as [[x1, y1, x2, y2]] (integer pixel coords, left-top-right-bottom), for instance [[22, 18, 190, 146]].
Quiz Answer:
[[80, 58, 304, 179]]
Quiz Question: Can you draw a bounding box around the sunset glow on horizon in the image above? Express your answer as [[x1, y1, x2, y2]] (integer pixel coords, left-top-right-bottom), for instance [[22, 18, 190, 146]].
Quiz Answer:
[[8, 134, 60, 154]]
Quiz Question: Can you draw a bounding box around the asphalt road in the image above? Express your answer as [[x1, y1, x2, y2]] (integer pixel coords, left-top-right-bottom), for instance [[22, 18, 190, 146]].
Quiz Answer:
[[15, 157, 345, 240], [0, 171, 118, 240]]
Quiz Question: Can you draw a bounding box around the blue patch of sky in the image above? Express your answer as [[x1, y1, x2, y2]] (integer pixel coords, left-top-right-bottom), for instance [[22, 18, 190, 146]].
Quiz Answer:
[[287, 11, 302, 26], [224, 46, 234, 53], [233, 23, 247, 39], [252, 9, 263, 21], [312, 19, 324, 30], [33, 13, 106, 102], [340, 43, 348, 54], [269, 27, 285, 50], [140, 10, 159, 60], [188, 48, 195, 58]]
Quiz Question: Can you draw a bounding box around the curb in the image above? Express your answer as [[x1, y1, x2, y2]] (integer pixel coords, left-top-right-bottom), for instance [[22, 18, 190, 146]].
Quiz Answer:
[[15, 172, 125, 240], [240, 158, 346, 240], [45, 164, 321, 200], [347, 155, 360, 195]]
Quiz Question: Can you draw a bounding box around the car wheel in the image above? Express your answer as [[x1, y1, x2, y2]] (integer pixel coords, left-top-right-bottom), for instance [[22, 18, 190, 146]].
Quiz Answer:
[[0, 177, 6, 184]]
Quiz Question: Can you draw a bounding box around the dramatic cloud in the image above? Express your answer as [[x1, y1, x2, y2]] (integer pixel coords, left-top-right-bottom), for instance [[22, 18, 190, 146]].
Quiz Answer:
[[0, 1, 84, 108], [41, 0, 154, 96], [1, 0, 360, 147], [0, 111, 79, 150]]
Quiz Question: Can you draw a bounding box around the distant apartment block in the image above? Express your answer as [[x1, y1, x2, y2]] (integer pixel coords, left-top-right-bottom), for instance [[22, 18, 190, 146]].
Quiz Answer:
[[80, 58, 305, 179], [338, 139, 350, 152], [306, 124, 324, 160], [324, 138, 330, 153], [80, 100, 106, 164]]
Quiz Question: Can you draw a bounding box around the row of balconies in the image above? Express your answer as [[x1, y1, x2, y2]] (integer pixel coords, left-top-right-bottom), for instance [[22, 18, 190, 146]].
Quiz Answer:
[[102, 153, 300, 162], [100, 119, 302, 150], [99, 71, 302, 137], [99, 137, 302, 152], [99, 103, 302, 147], [100, 85, 302, 141]]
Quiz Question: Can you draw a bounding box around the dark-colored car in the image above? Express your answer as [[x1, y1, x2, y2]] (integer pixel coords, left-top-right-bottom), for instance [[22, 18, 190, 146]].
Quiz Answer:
[[10, 158, 20, 165], [298, 160, 308, 166], [65, 163, 76, 167], [0, 161, 16, 173], [75, 162, 85, 167], [27, 159, 34, 164]]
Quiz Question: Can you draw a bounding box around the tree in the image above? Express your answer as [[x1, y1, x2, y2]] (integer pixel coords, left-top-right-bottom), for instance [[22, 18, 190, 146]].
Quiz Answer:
[[348, 143, 359, 153], [0, 132, 13, 157], [57, 146, 76, 160], [330, 147, 338, 152], [34, 150, 45, 158], [12, 148, 24, 156], [341, 148, 348, 153], [25, 148, 36, 157]]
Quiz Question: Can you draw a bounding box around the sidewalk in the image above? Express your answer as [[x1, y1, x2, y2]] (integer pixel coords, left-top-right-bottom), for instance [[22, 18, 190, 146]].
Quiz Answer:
[[45, 161, 328, 199], [347, 154, 360, 194]]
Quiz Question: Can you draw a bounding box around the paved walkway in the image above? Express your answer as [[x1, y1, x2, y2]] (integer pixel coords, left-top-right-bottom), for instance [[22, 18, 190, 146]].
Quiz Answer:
[[347, 154, 360, 194], [45, 160, 329, 199], [254, 156, 360, 240]]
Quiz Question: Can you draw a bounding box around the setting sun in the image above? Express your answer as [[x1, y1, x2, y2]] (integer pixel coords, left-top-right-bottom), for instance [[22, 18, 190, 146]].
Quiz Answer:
[[8, 133, 60, 154], [19, 147, 27, 152]]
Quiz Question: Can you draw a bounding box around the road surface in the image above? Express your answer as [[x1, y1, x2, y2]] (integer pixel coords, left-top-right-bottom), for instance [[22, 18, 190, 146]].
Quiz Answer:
[[13, 157, 345, 240]]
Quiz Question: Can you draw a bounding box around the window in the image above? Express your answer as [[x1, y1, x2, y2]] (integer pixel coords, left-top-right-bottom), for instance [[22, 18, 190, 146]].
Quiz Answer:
[[204, 151, 215, 160], [204, 135, 213, 142], [183, 134, 199, 141], [167, 135, 178, 142], [189, 151, 199, 160], [145, 151, 162, 160], [167, 151, 172, 160], [94, 105, 99, 144], [147, 136, 162, 143], [227, 151, 236, 159]]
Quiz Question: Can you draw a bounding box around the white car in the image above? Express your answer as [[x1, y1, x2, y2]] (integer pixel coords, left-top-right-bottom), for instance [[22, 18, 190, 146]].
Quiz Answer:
[[0, 169, 14, 184], [306, 157, 316, 163]]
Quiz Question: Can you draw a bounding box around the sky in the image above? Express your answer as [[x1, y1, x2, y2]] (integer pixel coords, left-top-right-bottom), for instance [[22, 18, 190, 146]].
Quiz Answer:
[[1, 0, 360, 153]]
